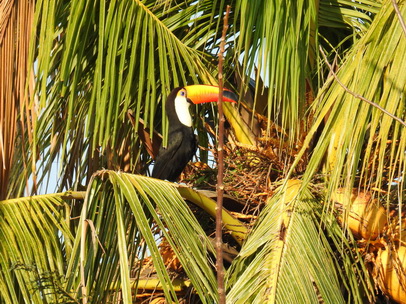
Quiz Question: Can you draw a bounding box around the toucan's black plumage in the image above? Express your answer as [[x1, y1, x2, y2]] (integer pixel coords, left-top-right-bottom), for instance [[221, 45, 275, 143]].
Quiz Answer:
[[152, 85, 237, 182], [152, 87, 197, 181]]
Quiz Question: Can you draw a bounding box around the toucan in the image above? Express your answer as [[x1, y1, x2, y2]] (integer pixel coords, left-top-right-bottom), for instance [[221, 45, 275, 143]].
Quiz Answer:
[[152, 85, 237, 181]]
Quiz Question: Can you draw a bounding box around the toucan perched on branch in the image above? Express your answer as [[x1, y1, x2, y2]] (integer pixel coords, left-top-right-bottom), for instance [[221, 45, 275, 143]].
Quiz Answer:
[[152, 85, 237, 182]]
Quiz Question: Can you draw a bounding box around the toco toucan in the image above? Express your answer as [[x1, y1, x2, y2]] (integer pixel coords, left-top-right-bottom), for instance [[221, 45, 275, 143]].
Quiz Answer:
[[152, 85, 237, 181]]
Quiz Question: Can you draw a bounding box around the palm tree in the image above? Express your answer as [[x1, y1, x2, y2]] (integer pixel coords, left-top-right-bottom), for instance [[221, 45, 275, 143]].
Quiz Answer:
[[1, 0, 405, 303]]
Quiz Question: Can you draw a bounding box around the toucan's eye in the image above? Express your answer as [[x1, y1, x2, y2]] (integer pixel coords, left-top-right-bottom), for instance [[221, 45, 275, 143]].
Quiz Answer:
[[179, 89, 186, 97]]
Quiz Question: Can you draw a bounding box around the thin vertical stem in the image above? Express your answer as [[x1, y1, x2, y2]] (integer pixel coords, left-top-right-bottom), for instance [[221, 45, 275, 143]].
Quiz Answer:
[[391, 0, 406, 38], [216, 5, 231, 304]]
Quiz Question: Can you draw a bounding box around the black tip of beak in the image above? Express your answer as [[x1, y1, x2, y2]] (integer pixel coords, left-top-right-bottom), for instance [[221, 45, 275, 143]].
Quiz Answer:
[[224, 90, 238, 103]]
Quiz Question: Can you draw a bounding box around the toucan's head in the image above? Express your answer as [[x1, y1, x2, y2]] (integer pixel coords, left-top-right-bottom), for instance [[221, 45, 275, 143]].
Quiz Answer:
[[167, 85, 237, 128]]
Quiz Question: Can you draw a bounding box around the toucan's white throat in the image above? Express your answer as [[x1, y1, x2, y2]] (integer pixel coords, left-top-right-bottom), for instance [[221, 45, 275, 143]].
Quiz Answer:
[[174, 96, 193, 127]]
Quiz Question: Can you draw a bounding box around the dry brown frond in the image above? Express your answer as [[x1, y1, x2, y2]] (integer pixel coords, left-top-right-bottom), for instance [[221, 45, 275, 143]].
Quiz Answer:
[[0, 0, 35, 199]]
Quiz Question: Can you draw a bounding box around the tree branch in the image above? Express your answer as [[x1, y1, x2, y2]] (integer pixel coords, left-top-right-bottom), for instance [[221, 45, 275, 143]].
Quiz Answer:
[[391, 0, 406, 38], [216, 5, 231, 304]]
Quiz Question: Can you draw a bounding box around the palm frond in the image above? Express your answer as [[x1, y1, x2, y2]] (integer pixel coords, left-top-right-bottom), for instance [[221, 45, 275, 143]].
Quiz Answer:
[[178, 186, 248, 244], [0, 193, 74, 303], [0, 0, 35, 199], [227, 0, 382, 144], [297, 0, 405, 198], [319, 0, 381, 33], [65, 171, 218, 304], [232, 0, 318, 139], [29, 0, 227, 192], [226, 180, 373, 303]]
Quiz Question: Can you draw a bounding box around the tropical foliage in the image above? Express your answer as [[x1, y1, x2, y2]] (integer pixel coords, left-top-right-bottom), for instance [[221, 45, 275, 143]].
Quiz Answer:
[[1, 0, 405, 303]]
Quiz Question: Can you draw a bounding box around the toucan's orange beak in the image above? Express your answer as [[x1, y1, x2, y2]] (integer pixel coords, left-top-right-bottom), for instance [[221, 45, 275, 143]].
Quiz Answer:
[[184, 85, 238, 104]]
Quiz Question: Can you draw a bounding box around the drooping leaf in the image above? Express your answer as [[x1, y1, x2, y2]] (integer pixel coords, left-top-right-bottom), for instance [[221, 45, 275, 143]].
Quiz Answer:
[[226, 180, 373, 303], [295, 0, 405, 198], [0, 193, 74, 303], [65, 171, 218, 304]]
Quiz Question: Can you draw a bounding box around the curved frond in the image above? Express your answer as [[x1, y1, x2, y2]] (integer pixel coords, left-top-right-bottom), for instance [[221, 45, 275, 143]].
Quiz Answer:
[[226, 180, 373, 303], [319, 0, 381, 33], [300, 0, 405, 196], [66, 171, 217, 304], [178, 186, 248, 244], [30, 0, 226, 191], [0, 0, 35, 199], [0, 193, 74, 303], [230, 0, 382, 137], [233, 0, 318, 139]]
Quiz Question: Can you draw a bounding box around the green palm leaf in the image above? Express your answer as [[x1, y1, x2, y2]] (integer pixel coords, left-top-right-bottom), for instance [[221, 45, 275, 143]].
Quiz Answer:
[[30, 0, 225, 191], [0, 193, 74, 303], [233, 0, 318, 138], [295, 0, 406, 195], [226, 180, 373, 303], [65, 171, 217, 303]]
